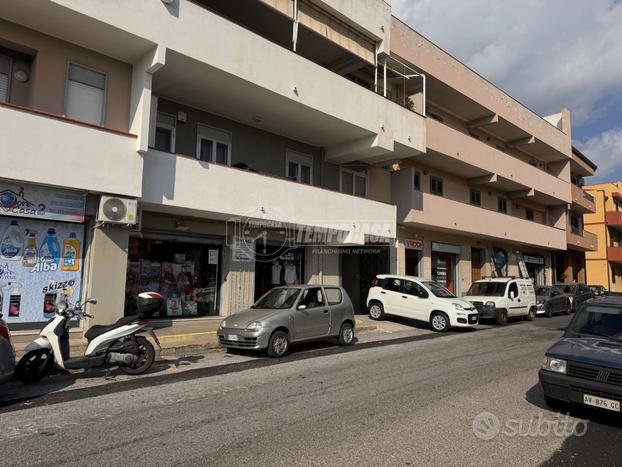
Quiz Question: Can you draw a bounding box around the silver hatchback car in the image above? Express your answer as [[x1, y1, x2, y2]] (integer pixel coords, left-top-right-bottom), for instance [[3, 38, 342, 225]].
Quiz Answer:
[[218, 285, 355, 357]]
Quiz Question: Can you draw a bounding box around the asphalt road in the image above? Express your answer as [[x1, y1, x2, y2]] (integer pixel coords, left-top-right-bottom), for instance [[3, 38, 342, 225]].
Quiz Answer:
[[2, 315, 621, 466]]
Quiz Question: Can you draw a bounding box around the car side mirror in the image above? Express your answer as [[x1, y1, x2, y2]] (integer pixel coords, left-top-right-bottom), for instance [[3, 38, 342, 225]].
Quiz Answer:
[[88, 298, 97, 305], [297, 304, 307, 310]]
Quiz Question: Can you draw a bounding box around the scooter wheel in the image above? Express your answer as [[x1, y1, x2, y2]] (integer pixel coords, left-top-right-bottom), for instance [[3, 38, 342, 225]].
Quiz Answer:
[[119, 336, 155, 375], [15, 349, 54, 384]]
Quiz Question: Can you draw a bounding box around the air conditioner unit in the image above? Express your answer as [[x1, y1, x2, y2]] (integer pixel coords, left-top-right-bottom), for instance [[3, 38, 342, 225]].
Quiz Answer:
[[97, 196, 138, 225]]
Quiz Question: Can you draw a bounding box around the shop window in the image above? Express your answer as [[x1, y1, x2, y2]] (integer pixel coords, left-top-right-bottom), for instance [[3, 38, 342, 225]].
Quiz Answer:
[[125, 237, 221, 318], [196, 124, 231, 165], [470, 190, 481, 206], [526, 208, 534, 221], [298, 287, 325, 309], [414, 171, 421, 191], [154, 112, 176, 152], [286, 150, 313, 184], [498, 197, 508, 214], [0, 54, 10, 102], [65, 63, 106, 125], [340, 168, 367, 197], [430, 176, 444, 196], [324, 288, 343, 305]]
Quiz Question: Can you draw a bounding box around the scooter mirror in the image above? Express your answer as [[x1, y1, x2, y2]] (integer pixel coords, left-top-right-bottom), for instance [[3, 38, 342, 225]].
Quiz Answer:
[[88, 298, 98, 305]]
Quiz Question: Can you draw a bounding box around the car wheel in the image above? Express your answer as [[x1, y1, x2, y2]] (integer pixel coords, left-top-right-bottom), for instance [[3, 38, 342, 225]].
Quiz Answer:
[[545, 304, 553, 318], [544, 395, 567, 411], [496, 309, 508, 326], [267, 330, 289, 358], [337, 322, 355, 346], [368, 301, 384, 320], [430, 311, 450, 332], [564, 300, 571, 315], [526, 307, 536, 321]]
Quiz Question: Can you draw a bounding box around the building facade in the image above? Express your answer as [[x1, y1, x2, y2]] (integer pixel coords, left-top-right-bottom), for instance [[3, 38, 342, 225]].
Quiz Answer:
[[584, 181, 622, 292], [0, 0, 595, 335]]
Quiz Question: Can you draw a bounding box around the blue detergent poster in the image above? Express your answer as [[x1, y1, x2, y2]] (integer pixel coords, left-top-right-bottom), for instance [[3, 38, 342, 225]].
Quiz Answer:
[[0, 217, 84, 324]]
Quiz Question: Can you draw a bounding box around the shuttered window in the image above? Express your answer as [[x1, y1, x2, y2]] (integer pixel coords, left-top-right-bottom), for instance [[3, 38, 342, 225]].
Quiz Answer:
[[0, 55, 11, 102], [65, 63, 106, 125]]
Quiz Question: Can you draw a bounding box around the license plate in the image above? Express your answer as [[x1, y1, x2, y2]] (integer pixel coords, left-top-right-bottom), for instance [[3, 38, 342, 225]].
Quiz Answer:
[[583, 394, 621, 412], [226, 334, 240, 342]]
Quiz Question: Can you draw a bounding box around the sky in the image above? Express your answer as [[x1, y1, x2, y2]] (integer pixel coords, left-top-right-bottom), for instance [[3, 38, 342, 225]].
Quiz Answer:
[[391, 0, 622, 183]]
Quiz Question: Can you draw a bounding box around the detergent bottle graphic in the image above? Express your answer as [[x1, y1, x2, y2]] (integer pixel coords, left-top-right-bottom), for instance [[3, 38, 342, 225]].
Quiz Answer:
[[39, 228, 61, 268], [8, 282, 22, 317], [0, 220, 23, 261], [61, 232, 80, 271], [22, 229, 38, 268]]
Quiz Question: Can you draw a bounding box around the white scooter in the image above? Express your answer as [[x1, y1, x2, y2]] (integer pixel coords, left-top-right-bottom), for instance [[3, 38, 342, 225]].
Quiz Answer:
[[16, 295, 162, 383]]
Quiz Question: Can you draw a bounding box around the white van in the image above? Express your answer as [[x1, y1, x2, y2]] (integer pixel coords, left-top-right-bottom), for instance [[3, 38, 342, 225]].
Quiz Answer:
[[462, 277, 537, 325], [366, 275, 479, 332]]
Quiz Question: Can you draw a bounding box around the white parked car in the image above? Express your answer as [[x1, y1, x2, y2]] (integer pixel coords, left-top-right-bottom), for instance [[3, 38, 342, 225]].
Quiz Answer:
[[463, 277, 537, 325], [366, 275, 479, 332]]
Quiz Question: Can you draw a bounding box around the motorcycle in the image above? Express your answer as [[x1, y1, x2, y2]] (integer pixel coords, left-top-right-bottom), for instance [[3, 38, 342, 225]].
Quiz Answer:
[[16, 293, 162, 383]]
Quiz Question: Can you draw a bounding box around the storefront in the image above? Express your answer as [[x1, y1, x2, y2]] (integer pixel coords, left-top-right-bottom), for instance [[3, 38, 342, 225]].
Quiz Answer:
[[0, 181, 86, 329], [403, 238, 423, 276], [125, 234, 222, 318], [431, 242, 460, 294], [254, 245, 305, 300], [523, 254, 546, 286]]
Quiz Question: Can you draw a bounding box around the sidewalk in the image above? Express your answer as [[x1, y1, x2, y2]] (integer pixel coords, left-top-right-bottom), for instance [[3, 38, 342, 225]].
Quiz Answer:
[[11, 315, 402, 358]]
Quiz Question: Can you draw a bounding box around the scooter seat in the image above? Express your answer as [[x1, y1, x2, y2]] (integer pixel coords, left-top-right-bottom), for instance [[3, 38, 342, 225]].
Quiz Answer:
[[85, 315, 140, 341]]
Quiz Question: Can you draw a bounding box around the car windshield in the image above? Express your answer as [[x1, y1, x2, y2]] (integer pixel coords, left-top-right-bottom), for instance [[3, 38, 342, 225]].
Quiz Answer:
[[536, 287, 550, 296], [466, 282, 507, 297], [562, 285, 577, 294], [570, 305, 622, 341], [253, 288, 300, 310], [422, 281, 456, 298]]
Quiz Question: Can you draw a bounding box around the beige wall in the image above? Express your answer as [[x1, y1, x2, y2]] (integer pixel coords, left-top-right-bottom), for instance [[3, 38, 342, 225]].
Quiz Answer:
[[0, 19, 132, 131]]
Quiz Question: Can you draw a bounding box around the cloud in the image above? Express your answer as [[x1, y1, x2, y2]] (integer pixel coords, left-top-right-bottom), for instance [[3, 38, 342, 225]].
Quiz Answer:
[[391, 0, 622, 126], [575, 128, 622, 182]]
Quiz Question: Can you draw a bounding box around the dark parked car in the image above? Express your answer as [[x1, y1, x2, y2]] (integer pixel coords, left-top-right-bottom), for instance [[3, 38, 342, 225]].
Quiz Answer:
[[0, 314, 15, 385], [535, 286, 571, 317], [218, 285, 355, 357], [539, 297, 622, 413], [556, 283, 595, 312], [589, 285, 607, 297]]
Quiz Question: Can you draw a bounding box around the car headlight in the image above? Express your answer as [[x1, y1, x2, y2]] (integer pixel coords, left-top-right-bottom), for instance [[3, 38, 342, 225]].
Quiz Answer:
[[537, 300, 545, 305], [485, 301, 496, 308], [219, 319, 227, 329], [452, 303, 464, 311], [246, 321, 263, 331], [541, 356, 567, 374]]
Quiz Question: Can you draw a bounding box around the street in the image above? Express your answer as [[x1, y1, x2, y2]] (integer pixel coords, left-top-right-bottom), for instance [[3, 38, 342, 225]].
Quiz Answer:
[[2, 316, 621, 466]]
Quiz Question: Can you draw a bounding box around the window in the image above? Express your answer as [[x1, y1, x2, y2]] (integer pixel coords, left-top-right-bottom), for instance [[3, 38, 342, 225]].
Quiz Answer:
[[570, 211, 583, 234], [526, 208, 534, 221], [470, 190, 481, 206], [498, 197, 508, 214], [0, 54, 11, 102], [298, 287, 325, 309], [430, 176, 444, 196], [196, 124, 231, 164], [340, 168, 367, 197], [508, 282, 519, 298], [383, 278, 402, 292], [403, 280, 429, 299], [414, 171, 421, 191], [324, 288, 343, 305], [65, 63, 106, 125], [286, 150, 313, 184], [154, 112, 176, 152]]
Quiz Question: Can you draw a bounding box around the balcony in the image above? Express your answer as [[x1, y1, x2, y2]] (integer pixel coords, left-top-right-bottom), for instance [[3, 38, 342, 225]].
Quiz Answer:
[[421, 118, 570, 205], [392, 171, 566, 249], [141, 150, 396, 244], [21, 0, 425, 164], [571, 184, 596, 213], [0, 102, 141, 197], [606, 211, 622, 231], [567, 227, 598, 252], [609, 246, 622, 263]]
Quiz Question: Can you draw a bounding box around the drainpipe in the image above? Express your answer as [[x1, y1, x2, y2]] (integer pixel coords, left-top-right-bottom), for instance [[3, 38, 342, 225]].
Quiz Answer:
[[292, 0, 299, 52], [586, 188, 611, 289]]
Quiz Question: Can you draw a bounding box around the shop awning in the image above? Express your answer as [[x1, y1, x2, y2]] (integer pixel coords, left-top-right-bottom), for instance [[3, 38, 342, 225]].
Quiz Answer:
[[298, 0, 376, 65]]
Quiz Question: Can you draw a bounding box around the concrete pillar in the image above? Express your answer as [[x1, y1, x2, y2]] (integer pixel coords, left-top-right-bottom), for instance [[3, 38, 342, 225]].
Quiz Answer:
[[220, 242, 255, 316], [84, 225, 130, 327], [422, 241, 432, 280]]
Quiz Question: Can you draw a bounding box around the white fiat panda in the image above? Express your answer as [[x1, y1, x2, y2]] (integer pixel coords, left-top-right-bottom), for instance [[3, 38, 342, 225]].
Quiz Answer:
[[366, 275, 479, 332], [462, 277, 537, 325]]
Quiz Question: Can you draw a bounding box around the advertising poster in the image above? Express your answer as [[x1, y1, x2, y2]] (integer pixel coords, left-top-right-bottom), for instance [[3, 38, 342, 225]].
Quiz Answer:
[[0, 217, 84, 324]]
